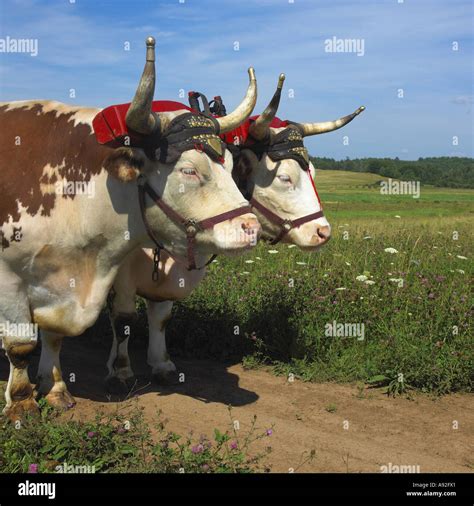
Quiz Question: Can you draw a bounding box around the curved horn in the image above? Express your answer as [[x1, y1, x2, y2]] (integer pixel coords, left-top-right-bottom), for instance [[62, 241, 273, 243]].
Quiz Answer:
[[293, 106, 365, 137], [249, 73, 285, 141], [216, 68, 257, 134], [125, 36, 160, 135]]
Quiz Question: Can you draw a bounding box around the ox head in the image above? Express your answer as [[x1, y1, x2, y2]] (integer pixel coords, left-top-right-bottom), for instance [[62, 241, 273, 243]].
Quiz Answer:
[[234, 74, 364, 251], [104, 37, 260, 260]]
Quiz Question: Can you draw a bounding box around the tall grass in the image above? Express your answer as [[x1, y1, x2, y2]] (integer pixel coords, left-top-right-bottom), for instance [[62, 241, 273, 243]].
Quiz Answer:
[[166, 219, 472, 394]]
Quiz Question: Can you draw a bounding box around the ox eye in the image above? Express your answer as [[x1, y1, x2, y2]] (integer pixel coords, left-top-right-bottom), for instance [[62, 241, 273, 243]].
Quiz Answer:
[[278, 174, 292, 183], [181, 167, 198, 176]]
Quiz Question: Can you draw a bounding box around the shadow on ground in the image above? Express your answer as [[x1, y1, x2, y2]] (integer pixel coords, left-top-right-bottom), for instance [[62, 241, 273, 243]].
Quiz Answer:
[[0, 313, 259, 408]]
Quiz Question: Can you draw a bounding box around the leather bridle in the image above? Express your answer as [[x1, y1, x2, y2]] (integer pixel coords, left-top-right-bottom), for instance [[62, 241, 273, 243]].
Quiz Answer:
[[250, 192, 324, 245], [242, 128, 326, 245], [137, 176, 253, 272]]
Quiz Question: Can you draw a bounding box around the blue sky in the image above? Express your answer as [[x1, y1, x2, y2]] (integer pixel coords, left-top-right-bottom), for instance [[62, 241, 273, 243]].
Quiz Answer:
[[0, 0, 472, 159]]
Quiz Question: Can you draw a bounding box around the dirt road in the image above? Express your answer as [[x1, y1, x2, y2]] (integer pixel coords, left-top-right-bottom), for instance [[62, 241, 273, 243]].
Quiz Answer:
[[1, 334, 473, 473]]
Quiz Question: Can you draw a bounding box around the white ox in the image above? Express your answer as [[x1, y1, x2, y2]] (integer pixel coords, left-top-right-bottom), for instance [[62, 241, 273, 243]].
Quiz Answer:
[[102, 74, 364, 389], [0, 37, 261, 419]]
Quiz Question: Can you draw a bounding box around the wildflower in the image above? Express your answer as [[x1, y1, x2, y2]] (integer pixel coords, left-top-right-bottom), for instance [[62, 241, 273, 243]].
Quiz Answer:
[[191, 444, 204, 454], [296, 261, 307, 265], [28, 464, 38, 473], [245, 260, 254, 264], [255, 256, 262, 260], [230, 441, 238, 450], [456, 269, 465, 274], [456, 255, 468, 260], [202, 464, 210, 472], [345, 261, 351, 266], [394, 215, 401, 219], [356, 275, 368, 282], [266, 429, 273, 436], [268, 250, 279, 254], [428, 293, 435, 299], [287, 245, 297, 249], [87, 431, 96, 438], [364, 280, 375, 285], [240, 271, 250, 275], [389, 278, 404, 286], [212, 259, 218, 263], [384, 248, 398, 254]]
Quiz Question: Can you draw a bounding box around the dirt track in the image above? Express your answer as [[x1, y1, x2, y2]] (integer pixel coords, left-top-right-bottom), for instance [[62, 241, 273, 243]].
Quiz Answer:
[[1, 334, 473, 473]]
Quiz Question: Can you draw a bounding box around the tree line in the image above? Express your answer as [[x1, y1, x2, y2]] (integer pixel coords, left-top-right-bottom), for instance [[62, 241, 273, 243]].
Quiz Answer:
[[310, 156, 474, 188]]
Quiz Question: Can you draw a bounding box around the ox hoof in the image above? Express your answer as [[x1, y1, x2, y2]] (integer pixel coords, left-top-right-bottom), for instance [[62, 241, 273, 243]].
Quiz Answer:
[[152, 370, 180, 386], [3, 397, 40, 422], [45, 390, 76, 411], [105, 376, 136, 395]]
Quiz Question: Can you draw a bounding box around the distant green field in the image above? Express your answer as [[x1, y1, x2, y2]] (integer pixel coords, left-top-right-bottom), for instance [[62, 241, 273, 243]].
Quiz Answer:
[[315, 170, 474, 220]]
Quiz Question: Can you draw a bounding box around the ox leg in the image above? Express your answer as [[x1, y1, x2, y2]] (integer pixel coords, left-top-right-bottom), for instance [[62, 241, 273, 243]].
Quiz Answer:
[[37, 332, 76, 410], [2, 335, 39, 421], [147, 300, 179, 385], [105, 312, 136, 394]]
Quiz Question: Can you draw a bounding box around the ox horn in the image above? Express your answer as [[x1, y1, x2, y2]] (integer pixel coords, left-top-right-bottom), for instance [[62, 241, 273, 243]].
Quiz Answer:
[[249, 73, 285, 141], [293, 106, 365, 137], [125, 36, 160, 135], [216, 67, 258, 134]]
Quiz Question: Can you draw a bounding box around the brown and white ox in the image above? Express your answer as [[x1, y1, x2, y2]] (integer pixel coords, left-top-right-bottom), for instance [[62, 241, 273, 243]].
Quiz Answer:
[[0, 37, 261, 420], [103, 74, 365, 390]]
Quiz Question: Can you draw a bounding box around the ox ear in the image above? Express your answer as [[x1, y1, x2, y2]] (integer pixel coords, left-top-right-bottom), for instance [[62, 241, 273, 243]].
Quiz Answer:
[[103, 147, 146, 182], [233, 149, 258, 191], [237, 149, 258, 177]]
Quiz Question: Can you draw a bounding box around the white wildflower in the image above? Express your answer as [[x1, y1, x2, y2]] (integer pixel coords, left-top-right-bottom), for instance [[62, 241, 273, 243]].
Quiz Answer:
[[384, 247, 398, 254], [268, 250, 279, 254], [389, 278, 404, 287], [456, 255, 468, 260], [356, 275, 368, 282]]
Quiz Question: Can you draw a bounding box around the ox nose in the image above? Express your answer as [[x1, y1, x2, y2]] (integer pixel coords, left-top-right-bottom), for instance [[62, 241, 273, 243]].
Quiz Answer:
[[241, 215, 261, 237], [316, 225, 331, 244]]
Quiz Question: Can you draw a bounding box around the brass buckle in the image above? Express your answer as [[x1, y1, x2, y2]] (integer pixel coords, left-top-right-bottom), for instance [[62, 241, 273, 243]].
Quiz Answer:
[[184, 219, 200, 237], [282, 220, 293, 232]]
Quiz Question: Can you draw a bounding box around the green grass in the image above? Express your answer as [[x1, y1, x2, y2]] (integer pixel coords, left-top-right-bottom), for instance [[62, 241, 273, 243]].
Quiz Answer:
[[315, 170, 474, 219], [164, 173, 473, 395]]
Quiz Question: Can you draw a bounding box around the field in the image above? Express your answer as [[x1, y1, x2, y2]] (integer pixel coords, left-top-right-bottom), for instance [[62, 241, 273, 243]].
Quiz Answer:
[[1, 170, 473, 473]]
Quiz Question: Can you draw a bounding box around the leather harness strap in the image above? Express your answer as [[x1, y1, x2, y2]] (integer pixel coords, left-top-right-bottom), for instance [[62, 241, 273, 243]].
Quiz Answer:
[[138, 177, 252, 271], [250, 197, 324, 245], [248, 163, 325, 245]]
